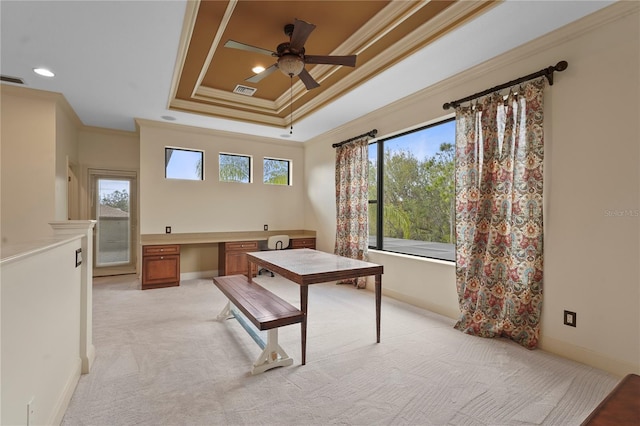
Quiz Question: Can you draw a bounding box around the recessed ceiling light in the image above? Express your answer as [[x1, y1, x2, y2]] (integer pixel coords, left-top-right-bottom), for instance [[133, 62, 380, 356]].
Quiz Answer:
[[161, 115, 176, 121], [252, 66, 265, 74], [33, 68, 55, 77]]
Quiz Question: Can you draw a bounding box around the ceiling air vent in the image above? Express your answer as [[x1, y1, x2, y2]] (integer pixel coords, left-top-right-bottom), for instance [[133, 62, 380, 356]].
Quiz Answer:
[[1, 75, 25, 84], [233, 85, 257, 96]]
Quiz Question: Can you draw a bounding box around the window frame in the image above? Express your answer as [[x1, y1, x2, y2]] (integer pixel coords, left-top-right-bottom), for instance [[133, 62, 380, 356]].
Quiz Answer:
[[368, 117, 456, 262], [164, 147, 204, 181], [263, 157, 292, 186], [218, 152, 253, 183]]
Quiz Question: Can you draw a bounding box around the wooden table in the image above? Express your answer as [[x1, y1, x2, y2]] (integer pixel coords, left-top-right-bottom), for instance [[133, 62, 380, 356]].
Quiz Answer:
[[246, 248, 384, 365]]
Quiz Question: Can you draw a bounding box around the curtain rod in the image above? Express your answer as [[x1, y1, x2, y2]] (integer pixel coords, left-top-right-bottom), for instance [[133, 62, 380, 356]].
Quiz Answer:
[[442, 60, 568, 110], [332, 129, 378, 148]]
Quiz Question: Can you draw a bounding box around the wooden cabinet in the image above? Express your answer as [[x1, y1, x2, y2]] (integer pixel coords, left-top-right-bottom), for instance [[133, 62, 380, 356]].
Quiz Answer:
[[219, 241, 259, 276], [291, 237, 316, 249], [142, 245, 180, 290]]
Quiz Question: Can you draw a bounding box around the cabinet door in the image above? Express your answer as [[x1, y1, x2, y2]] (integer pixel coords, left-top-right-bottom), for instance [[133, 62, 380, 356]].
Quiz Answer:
[[220, 241, 259, 276], [226, 251, 255, 276], [142, 254, 180, 288]]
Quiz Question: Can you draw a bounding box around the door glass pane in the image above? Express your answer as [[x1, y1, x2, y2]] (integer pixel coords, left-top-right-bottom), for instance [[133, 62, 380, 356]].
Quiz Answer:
[[96, 178, 130, 266]]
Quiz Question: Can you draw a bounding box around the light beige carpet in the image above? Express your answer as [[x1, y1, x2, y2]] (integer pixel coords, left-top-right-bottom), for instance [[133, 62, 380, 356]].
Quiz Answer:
[[62, 275, 617, 425]]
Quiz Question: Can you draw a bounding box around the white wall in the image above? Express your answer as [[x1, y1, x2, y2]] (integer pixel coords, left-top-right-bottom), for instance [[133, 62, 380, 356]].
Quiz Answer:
[[1, 236, 83, 425], [304, 3, 639, 376], [138, 120, 306, 235]]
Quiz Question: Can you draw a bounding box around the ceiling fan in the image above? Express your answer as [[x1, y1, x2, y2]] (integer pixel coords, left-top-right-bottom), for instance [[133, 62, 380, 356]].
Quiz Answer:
[[224, 18, 357, 90]]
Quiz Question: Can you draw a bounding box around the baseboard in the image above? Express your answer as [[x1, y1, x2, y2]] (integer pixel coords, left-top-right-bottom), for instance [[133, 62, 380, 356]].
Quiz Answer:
[[539, 335, 639, 378], [82, 344, 96, 374], [49, 357, 82, 426], [373, 286, 460, 321], [181, 270, 218, 281]]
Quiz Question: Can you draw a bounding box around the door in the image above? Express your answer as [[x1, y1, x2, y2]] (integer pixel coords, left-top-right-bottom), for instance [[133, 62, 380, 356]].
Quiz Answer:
[[90, 169, 137, 276]]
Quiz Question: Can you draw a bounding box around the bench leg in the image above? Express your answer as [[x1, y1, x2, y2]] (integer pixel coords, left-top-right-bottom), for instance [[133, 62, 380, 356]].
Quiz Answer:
[[216, 301, 233, 321], [251, 329, 293, 375]]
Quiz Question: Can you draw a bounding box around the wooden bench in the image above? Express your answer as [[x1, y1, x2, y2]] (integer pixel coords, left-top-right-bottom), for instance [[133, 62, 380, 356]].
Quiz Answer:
[[213, 274, 303, 374]]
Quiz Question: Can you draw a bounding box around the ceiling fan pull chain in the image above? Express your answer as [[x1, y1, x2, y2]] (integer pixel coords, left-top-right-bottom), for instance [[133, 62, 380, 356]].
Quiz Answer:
[[290, 76, 294, 134]]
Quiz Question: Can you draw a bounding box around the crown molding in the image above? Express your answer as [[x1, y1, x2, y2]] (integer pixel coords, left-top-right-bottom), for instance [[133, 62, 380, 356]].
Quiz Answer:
[[169, 98, 286, 127], [292, 0, 498, 123], [1, 84, 84, 128], [79, 125, 138, 138], [135, 117, 301, 147], [312, 1, 635, 145], [191, 0, 238, 99], [194, 85, 277, 111], [168, 0, 201, 109]]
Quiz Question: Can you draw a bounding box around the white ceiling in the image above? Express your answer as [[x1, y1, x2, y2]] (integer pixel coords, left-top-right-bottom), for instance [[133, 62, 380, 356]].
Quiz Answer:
[[0, 0, 615, 143]]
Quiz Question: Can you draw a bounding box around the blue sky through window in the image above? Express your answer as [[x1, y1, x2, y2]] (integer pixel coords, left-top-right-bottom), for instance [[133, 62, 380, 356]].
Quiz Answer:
[[385, 119, 455, 160], [165, 148, 203, 180]]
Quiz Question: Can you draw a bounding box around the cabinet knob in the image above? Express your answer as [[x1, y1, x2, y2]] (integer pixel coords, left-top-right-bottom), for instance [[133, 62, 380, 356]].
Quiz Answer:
[[160, 256, 164, 260], [160, 249, 164, 252]]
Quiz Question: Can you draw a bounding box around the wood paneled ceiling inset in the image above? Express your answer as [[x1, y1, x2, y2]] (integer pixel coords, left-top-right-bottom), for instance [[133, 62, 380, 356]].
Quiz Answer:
[[169, 0, 497, 129]]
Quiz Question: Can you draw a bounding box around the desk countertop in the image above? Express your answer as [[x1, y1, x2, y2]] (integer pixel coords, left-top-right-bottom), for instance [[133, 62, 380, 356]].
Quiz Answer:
[[140, 230, 316, 246]]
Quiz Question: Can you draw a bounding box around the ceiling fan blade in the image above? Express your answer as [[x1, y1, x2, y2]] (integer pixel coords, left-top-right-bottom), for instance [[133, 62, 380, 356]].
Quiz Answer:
[[305, 55, 357, 67], [289, 19, 316, 51], [245, 63, 278, 83], [298, 68, 320, 90], [224, 40, 275, 57]]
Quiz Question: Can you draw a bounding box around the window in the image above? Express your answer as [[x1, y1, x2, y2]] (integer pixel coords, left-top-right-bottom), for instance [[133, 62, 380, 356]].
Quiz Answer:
[[368, 118, 456, 261], [165, 148, 203, 180], [263, 157, 291, 185], [219, 153, 252, 183]]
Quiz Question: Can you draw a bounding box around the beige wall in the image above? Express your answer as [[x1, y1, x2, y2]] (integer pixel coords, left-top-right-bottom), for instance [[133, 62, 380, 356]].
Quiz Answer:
[[1, 236, 83, 425], [1, 2, 636, 379], [77, 127, 139, 219], [304, 3, 639, 376], [55, 100, 80, 221], [1, 87, 58, 243], [138, 120, 306, 235]]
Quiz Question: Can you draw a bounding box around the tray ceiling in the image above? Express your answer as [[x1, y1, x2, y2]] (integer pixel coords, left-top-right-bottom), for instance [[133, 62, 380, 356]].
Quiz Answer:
[[169, 0, 496, 128]]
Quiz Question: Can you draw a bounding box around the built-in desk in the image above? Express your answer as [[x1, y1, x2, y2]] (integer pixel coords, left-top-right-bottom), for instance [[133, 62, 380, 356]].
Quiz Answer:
[[139, 230, 316, 289]]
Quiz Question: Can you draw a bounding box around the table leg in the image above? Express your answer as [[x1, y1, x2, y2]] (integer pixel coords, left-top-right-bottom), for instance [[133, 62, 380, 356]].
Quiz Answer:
[[375, 274, 381, 343], [247, 259, 253, 282], [300, 285, 308, 365]]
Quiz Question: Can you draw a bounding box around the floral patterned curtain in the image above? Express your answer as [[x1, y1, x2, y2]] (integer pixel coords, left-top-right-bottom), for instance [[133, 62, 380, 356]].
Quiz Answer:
[[454, 78, 545, 349], [335, 137, 369, 289]]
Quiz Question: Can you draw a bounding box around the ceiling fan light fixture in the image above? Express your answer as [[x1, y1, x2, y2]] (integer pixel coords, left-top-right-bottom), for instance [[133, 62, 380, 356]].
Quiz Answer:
[[252, 66, 265, 74], [277, 55, 304, 77]]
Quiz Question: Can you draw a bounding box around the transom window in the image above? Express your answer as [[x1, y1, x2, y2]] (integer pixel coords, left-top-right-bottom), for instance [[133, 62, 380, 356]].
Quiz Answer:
[[165, 148, 204, 180], [368, 118, 456, 261], [219, 153, 252, 183], [263, 157, 291, 185]]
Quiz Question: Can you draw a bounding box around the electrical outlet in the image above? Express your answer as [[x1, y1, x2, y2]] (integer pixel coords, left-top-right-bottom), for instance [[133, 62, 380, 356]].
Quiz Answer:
[[27, 397, 35, 426], [264, 224, 268, 231], [564, 310, 577, 327], [165, 226, 171, 234], [75, 248, 82, 267]]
